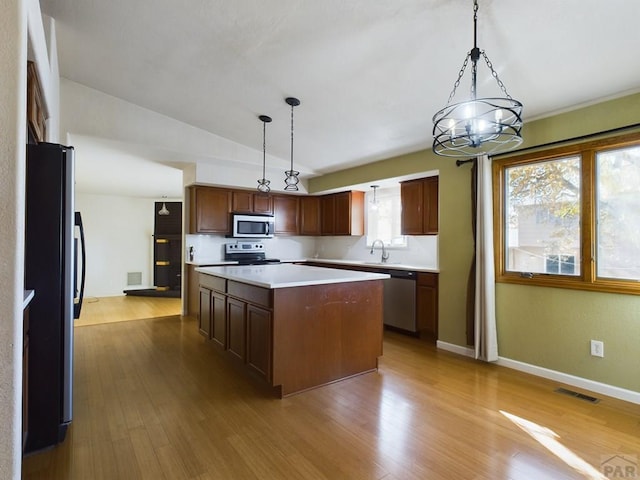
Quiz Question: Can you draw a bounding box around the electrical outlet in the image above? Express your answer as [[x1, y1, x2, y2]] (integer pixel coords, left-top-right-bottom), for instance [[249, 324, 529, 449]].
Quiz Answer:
[[590, 340, 604, 358]]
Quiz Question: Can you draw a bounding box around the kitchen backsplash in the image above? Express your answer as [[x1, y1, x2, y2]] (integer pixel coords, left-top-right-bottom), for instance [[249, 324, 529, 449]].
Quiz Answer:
[[314, 235, 438, 268], [186, 234, 438, 268]]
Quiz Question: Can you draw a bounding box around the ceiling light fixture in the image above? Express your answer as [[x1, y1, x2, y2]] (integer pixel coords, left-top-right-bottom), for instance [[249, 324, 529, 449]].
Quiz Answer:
[[432, 0, 523, 157], [284, 97, 301, 191], [257, 114, 272, 194], [158, 197, 170, 216], [370, 185, 379, 211]]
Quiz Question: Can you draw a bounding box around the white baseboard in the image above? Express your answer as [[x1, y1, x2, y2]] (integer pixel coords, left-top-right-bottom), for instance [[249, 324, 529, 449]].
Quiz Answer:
[[436, 340, 475, 357], [436, 341, 640, 405]]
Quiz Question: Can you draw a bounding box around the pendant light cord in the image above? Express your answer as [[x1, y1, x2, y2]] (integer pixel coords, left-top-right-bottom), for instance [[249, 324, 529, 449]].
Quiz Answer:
[[262, 120, 267, 179], [290, 103, 295, 171]]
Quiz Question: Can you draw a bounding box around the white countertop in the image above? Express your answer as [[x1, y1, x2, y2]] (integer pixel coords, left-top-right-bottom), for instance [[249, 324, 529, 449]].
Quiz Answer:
[[187, 258, 438, 273], [196, 263, 389, 289], [307, 258, 439, 273]]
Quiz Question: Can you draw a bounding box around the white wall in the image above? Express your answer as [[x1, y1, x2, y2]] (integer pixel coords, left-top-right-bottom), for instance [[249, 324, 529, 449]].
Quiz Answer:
[[76, 193, 181, 297], [1, 1, 59, 477], [1, 2, 27, 477]]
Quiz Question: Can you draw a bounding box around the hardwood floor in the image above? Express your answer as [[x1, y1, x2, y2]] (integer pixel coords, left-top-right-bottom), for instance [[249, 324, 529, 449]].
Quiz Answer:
[[75, 295, 182, 327], [23, 315, 640, 479]]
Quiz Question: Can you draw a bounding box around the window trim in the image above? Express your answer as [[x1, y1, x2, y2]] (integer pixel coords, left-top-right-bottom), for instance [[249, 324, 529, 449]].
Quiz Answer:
[[493, 131, 640, 296]]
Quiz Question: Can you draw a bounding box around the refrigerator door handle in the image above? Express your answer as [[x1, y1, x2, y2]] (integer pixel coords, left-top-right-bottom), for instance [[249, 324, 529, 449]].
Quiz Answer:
[[74, 211, 86, 319]]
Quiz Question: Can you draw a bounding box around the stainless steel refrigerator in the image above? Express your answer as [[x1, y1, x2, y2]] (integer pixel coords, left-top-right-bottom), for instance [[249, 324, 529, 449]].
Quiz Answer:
[[24, 142, 86, 453]]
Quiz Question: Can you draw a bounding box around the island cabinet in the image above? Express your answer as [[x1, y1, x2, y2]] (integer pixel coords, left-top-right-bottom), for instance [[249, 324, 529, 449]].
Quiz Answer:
[[197, 265, 385, 397], [321, 191, 365, 236], [189, 186, 231, 234], [416, 272, 438, 340], [273, 195, 299, 235], [401, 176, 439, 235], [299, 196, 321, 235]]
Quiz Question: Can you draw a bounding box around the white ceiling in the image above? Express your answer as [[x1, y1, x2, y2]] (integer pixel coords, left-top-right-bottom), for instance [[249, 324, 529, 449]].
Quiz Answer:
[[41, 0, 640, 197]]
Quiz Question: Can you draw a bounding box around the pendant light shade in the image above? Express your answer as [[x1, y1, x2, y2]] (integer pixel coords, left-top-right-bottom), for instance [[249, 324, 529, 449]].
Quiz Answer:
[[432, 0, 523, 157], [257, 114, 272, 193], [284, 97, 301, 191], [158, 201, 170, 216], [370, 185, 379, 211]]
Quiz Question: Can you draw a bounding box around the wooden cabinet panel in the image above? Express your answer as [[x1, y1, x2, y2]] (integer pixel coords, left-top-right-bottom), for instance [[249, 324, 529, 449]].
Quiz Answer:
[[246, 305, 272, 381], [401, 177, 439, 235], [333, 192, 352, 235], [424, 177, 439, 234], [321, 195, 335, 235], [299, 196, 321, 235], [211, 291, 227, 349], [190, 187, 231, 234], [232, 190, 274, 214], [401, 180, 424, 235], [227, 298, 246, 361], [198, 287, 212, 338], [320, 191, 364, 236], [416, 273, 438, 341], [273, 195, 299, 235], [253, 194, 274, 214], [232, 191, 253, 212]]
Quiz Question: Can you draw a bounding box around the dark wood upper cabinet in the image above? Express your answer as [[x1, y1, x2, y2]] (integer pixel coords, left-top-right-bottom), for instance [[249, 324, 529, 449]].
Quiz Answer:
[[321, 191, 364, 236], [401, 176, 439, 235], [189, 186, 231, 234], [232, 191, 274, 215], [273, 195, 299, 235], [253, 194, 274, 215], [299, 196, 321, 236]]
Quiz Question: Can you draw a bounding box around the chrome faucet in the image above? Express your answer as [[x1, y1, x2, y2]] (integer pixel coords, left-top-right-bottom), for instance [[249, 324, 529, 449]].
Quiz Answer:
[[370, 239, 389, 263]]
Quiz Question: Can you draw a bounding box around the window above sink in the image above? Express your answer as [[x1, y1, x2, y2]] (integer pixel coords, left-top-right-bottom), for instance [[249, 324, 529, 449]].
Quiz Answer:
[[365, 185, 407, 249]]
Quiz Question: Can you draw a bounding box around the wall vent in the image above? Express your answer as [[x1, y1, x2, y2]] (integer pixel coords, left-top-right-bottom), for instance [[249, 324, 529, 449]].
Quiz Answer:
[[554, 387, 600, 404], [127, 272, 142, 286]]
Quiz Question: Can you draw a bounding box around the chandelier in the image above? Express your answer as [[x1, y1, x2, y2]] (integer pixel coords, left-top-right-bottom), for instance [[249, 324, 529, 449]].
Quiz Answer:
[[432, 0, 523, 157], [284, 97, 301, 191], [257, 114, 272, 193]]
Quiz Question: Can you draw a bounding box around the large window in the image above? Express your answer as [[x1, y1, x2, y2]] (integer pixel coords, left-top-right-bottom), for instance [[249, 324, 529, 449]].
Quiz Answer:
[[494, 132, 640, 294]]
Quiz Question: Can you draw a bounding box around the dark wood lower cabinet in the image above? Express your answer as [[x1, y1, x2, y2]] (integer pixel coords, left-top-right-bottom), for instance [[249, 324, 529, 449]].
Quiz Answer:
[[198, 287, 211, 338], [211, 291, 227, 349], [226, 297, 246, 361], [246, 305, 272, 381], [416, 273, 438, 341]]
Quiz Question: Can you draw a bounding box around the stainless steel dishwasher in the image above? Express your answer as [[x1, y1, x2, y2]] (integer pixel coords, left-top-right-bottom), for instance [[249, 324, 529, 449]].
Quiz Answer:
[[382, 269, 417, 332]]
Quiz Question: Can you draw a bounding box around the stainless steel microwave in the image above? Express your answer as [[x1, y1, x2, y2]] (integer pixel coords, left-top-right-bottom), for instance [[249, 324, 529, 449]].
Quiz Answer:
[[232, 214, 275, 238]]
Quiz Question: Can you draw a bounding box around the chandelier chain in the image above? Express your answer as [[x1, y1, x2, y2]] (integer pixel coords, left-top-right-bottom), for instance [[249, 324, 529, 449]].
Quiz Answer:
[[446, 54, 470, 106], [481, 51, 513, 100]]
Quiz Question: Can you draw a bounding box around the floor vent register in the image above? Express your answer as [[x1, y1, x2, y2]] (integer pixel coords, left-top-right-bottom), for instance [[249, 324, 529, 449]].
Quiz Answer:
[[554, 387, 600, 404]]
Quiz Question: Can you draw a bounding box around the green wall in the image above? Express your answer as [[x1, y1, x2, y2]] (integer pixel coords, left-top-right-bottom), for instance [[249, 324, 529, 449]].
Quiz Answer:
[[308, 92, 640, 393]]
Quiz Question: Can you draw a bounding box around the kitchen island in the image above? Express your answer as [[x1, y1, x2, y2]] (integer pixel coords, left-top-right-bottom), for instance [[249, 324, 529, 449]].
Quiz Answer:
[[196, 264, 389, 397]]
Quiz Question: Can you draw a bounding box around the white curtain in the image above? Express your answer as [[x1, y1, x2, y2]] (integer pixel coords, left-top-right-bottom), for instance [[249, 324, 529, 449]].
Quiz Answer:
[[474, 154, 498, 361]]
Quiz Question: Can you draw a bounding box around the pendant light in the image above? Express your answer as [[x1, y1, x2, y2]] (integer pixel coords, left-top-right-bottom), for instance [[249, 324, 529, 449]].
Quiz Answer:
[[370, 185, 379, 211], [432, 0, 523, 157], [257, 114, 272, 193], [158, 197, 170, 216], [284, 97, 300, 191]]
